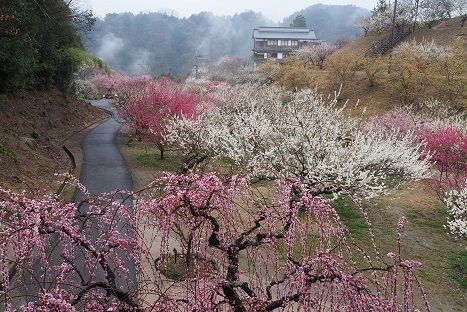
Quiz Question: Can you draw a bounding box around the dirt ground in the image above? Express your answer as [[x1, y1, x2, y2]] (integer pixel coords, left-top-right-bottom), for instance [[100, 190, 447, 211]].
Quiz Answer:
[[0, 89, 109, 194]]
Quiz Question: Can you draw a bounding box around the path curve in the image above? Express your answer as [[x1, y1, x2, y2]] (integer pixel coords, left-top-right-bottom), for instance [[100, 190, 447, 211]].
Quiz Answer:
[[76, 99, 132, 195]]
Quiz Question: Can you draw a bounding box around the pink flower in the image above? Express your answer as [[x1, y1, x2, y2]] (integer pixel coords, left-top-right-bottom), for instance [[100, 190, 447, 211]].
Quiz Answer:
[[387, 252, 397, 260]]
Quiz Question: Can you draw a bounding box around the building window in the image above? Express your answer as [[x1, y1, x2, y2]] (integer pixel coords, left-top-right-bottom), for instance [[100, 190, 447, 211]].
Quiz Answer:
[[267, 39, 278, 46], [291, 40, 298, 47], [255, 41, 266, 48]]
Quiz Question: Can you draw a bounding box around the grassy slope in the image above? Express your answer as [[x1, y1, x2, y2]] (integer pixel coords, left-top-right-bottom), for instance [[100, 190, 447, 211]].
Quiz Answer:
[[316, 17, 467, 116]]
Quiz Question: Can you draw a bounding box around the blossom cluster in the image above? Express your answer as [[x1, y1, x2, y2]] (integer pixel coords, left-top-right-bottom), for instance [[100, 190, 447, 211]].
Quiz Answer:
[[166, 85, 430, 197], [445, 187, 467, 239], [0, 181, 140, 311]]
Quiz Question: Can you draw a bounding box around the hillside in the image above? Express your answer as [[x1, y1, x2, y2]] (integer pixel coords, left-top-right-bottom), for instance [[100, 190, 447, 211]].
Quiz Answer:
[[0, 90, 109, 194], [342, 16, 467, 57], [305, 16, 467, 118], [282, 4, 370, 44]]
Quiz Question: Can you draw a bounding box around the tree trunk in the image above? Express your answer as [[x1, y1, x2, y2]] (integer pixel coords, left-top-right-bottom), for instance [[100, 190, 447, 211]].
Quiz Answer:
[[186, 235, 192, 273], [157, 142, 164, 160]]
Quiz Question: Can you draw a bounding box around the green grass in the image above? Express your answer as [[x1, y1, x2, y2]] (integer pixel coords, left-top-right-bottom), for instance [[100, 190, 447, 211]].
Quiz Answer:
[[330, 195, 369, 240], [0, 143, 19, 163], [136, 152, 183, 172], [221, 156, 236, 166], [406, 207, 447, 230], [448, 250, 467, 289]]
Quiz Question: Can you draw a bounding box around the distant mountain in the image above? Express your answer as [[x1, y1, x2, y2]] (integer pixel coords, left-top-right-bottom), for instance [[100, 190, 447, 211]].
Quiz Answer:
[[81, 4, 370, 76], [282, 4, 371, 44]]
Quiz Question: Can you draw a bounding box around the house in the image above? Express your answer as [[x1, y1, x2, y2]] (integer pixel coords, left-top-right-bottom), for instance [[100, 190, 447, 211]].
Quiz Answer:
[[252, 26, 319, 64]]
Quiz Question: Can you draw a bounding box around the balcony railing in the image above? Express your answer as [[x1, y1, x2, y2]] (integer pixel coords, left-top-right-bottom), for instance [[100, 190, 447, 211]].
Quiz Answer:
[[253, 46, 296, 53]]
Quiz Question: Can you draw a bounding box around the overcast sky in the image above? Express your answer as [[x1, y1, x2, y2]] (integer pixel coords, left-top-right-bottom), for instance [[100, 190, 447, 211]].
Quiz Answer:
[[85, 1, 375, 22]]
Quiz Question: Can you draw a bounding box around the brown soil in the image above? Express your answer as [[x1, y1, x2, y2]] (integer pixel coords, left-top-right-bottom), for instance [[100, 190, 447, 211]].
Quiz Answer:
[[0, 89, 109, 194]]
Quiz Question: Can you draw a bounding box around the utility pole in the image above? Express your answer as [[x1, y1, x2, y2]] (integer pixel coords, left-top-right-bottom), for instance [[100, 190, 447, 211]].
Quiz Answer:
[[390, 0, 398, 50], [194, 51, 203, 78]]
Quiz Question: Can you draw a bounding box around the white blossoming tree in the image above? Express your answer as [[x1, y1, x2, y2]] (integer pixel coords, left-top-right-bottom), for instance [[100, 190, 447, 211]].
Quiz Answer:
[[295, 43, 338, 69], [445, 187, 467, 239], [166, 85, 429, 198], [419, 0, 455, 28]]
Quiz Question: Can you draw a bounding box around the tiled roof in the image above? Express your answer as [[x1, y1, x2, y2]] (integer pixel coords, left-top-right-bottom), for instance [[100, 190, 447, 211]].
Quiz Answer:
[[252, 27, 317, 40]]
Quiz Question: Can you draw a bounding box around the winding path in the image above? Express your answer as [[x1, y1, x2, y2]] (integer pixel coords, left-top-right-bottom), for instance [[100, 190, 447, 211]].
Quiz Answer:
[[20, 100, 137, 307], [76, 99, 132, 194], [73, 99, 137, 302]]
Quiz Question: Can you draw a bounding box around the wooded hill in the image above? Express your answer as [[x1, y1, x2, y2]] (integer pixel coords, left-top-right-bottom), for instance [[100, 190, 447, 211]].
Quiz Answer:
[[82, 4, 369, 76]]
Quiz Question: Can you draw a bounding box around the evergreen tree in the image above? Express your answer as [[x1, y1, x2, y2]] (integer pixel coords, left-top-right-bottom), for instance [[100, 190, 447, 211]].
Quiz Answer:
[[373, 0, 389, 13], [290, 14, 307, 27], [0, 0, 94, 93]]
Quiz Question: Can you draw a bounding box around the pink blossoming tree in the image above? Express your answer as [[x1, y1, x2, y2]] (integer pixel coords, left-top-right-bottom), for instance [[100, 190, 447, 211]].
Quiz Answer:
[[0, 173, 432, 311], [0, 179, 140, 311], [117, 78, 209, 159], [420, 122, 467, 239], [134, 172, 431, 311], [362, 106, 467, 240], [421, 122, 467, 196]]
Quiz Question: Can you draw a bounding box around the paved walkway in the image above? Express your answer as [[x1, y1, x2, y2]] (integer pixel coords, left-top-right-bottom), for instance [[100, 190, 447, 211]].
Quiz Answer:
[[73, 99, 137, 300], [76, 100, 132, 195]]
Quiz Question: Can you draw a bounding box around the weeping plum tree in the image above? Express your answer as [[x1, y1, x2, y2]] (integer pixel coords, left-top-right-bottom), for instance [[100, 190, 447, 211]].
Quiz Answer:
[[0, 173, 432, 311], [0, 179, 141, 311], [135, 172, 431, 311]]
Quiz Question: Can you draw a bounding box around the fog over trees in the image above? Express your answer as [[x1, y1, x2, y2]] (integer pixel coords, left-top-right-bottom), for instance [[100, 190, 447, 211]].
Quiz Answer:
[[81, 4, 370, 76]]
